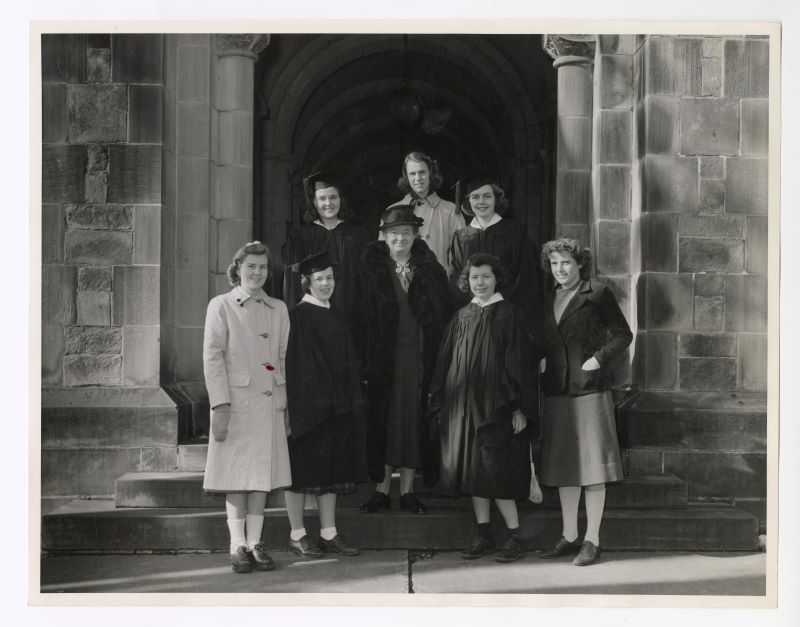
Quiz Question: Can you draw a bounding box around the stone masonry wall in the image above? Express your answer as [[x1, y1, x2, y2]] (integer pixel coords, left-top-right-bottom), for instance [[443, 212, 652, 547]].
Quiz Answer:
[[634, 35, 768, 392]]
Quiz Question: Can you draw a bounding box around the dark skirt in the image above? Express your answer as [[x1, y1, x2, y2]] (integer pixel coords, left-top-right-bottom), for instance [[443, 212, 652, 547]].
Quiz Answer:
[[384, 340, 422, 469], [288, 412, 361, 492], [540, 391, 624, 487]]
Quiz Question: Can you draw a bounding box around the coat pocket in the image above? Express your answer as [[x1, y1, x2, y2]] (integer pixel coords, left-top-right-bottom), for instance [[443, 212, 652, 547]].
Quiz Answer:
[[272, 372, 287, 410], [579, 366, 601, 392], [228, 372, 250, 412]]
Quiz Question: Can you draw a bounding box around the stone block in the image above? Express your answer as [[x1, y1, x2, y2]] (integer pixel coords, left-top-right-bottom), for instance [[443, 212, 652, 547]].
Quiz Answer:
[[645, 273, 693, 331], [695, 274, 725, 297], [644, 95, 679, 155], [218, 110, 254, 166], [87, 145, 108, 172], [726, 158, 768, 215], [694, 296, 724, 332], [84, 171, 108, 203], [141, 447, 179, 472], [700, 157, 723, 179], [725, 274, 768, 333], [63, 355, 122, 386], [724, 39, 769, 98], [177, 157, 211, 214], [133, 205, 161, 264], [662, 450, 765, 498], [41, 448, 138, 497], [175, 270, 210, 327], [123, 325, 160, 386], [555, 171, 590, 225], [701, 57, 722, 97], [679, 333, 737, 357], [66, 204, 132, 230], [42, 406, 178, 448], [77, 267, 112, 291], [678, 237, 744, 273], [42, 204, 65, 264], [599, 110, 631, 164], [164, 92, 177, 155], [176, 214, 209, 270], [108, 145, 162, 204], [87, 48, 111, 83], [129, 85, 163, 144], [175, 326, 204, 381], [645, 156, 699, 213], [112, 34, 163, 84], [644, 331, 677, 389], [215, 165, 254, 220], [67, 84, 127, 143], [216, 54, 256, 112], [702, 38, 723, 58], [642, 213, 677, 272], [76, 291, 112, 325], [646, 37, 702, 96], [625, 448, 663, 476], [678, 214, 743, 238], [42, 83, 67, 143], [210, 272, 232, 298], [65, 326, 122, 355], [177, 101, 210, 158], [177, 43, 211, 102], [597, 221, 630, 275], [217, 220, 254, 272], [42, 265, 77, 325], [739, 334, 768, 392], [699, 179, 725, 213], [41, 34, 86, 83], [746, 215, 768, 275], [598, 165, 630, 220], [43, 145, 86, 203], [160, 324, 176, 382], [679, 357, 737, 391], [65, 230, 132, 265], [679, 98, 740, 156], [42, 324, 64, 386], [741, 99, 769, 157], [600, 54, 632, 110], [112, 266, 160, 325], [88, 35, 110, 48], [556, 117, 592, 171]]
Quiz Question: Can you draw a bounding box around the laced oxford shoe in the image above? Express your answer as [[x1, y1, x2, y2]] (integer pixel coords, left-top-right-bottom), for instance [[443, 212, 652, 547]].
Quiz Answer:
[[572, 540, 601, 566], [246, 543, 275, 571], [361, 491, 391, 512], [230, 545, 253, 573], [319, 534, 360, 556], [288, 534, 323, 558], [460, 534, 496, 560], [494, 534, 526, 563], [538, 535, 582, 559], [399, 492, 427, 515]]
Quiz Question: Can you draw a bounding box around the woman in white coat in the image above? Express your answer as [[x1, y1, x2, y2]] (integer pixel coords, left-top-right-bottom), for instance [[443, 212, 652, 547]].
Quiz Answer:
[[203, 240, 292, 574]]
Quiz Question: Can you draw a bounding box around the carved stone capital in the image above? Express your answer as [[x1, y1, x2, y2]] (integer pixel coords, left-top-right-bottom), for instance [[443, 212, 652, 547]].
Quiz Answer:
[[543, 34, 596, 64], [216, 34, 271, 60]]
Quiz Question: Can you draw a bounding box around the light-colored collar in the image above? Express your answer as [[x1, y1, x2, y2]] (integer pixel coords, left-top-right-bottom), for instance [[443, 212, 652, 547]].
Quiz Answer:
[[470, 292, 504, 307], [404, 191, 442, 209], [301, 293, 331, 308], [469, 214, 502, 230], [233, 285, 274, 307], [313, 219, 343, 230]]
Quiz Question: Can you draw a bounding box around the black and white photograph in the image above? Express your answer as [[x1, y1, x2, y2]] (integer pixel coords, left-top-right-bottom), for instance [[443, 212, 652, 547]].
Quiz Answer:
[[14, 0, 798, 624]]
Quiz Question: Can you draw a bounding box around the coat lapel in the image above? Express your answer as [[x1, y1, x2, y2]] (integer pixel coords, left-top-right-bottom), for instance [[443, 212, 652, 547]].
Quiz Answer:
[[557, 280, 591, 326]]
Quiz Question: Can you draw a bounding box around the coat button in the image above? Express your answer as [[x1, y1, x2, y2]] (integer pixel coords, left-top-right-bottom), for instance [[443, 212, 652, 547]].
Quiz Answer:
[[263, 391, 272, 397], [260, 332, 269, 338]]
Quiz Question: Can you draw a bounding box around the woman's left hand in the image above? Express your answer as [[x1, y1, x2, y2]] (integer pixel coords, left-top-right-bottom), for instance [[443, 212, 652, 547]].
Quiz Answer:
[[581, 356, 601, 371], [512, 410, 526, 434]]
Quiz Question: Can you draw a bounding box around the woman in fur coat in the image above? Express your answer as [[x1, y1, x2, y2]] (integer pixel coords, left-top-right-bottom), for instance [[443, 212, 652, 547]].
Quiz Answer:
[[360, 204, 454, 515]]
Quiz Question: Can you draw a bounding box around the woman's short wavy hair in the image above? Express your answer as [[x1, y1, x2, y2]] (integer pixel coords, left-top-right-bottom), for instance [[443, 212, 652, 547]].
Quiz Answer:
[[302, 184, 354, 224], [460, 182, 509, 216], [540, 238, 592, 280], [299, 267, 335, 294], [456, 252, 508, 294], [227, 241, 271, 286], [397, 151, 445, 195]]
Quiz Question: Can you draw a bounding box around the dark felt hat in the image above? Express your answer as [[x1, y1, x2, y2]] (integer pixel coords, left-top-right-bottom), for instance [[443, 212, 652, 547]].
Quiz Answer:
[[294, 250, 335, 276], [302, 171, 347, 202], [379, 203, 424, 230]]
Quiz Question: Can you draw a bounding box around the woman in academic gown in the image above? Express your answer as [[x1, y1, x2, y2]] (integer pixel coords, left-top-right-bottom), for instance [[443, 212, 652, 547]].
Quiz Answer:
[[283, 250, 367, 558]]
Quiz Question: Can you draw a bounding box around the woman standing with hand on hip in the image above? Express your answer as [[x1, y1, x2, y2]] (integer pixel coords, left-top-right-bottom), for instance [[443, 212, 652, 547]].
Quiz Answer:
[[538, 238, 632, 566], [203, 241, 292, 574]]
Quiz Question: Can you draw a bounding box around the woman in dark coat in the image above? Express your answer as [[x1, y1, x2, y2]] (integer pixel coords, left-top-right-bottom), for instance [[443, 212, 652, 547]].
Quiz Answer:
[[538, 238, 632, 566], [284, 251, 367, 558], [360, 204, 454, 515], [429, 253, 536, 563]]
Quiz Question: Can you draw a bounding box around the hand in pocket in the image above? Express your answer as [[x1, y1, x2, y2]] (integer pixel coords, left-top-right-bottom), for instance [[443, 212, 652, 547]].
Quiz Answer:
[[581, 356, 601, 371], [211, 405, 231, 441]]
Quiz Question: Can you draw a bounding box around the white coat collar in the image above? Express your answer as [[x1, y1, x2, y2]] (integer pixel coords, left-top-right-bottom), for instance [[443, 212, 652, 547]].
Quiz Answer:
[[232, 285, 274, 307], [469, 214, 502, 230], [470, 292, 504, 307]]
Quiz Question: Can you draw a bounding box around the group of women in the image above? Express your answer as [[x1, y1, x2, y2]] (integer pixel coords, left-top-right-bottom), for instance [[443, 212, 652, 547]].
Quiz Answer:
[[201, 151, 633, 574]]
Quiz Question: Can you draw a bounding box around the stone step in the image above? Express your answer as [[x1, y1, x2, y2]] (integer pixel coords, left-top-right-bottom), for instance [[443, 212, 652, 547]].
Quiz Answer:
[[177, 443, 208, 472], [115, 472, 689, 510], [42, 499, 759, 553]]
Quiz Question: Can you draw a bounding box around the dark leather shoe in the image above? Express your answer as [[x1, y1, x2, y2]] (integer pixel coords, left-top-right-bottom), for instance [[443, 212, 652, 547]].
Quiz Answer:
[[230, 545, 253, 573], [319, 534, 360, 556], [460, 534, 495, 560], [288, 535, 323, 558], [361, 491, 391, 512], [399, 492, 426, 515], [573, 540, 601, 566], [246, 542, 275, 571], [494, 534, 526, 563], [539, 536, 582, 559]]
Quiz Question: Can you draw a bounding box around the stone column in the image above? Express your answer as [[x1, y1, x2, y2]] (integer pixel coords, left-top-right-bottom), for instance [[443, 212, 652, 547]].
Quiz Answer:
[[209, 34, 270, 296], [543, 35, 596, 246]]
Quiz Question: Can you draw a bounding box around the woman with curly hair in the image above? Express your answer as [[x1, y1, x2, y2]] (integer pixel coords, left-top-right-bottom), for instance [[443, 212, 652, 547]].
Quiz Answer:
[[203, 241, 292, 573]]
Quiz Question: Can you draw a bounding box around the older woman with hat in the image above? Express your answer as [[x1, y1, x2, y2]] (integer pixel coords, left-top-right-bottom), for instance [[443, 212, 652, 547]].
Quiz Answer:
[[360, 205, 454, 514], [283, 250, 367, 558]]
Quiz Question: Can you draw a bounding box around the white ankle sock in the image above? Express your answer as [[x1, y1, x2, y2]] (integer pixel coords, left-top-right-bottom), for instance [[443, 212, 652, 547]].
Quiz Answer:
[[227, 517, 246, 553], [245, 514, 265, 548], [290, 528, 307, 542], [320, 526, 337, 541], [559, 487, 581, 542]]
